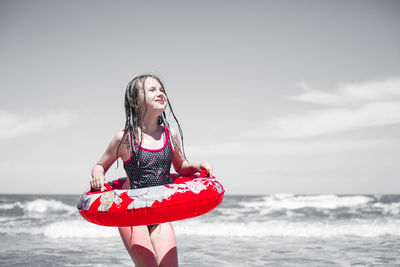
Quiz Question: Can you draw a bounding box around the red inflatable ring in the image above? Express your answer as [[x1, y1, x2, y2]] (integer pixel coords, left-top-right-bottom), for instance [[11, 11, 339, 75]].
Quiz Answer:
[[77, 171, 225, 226]]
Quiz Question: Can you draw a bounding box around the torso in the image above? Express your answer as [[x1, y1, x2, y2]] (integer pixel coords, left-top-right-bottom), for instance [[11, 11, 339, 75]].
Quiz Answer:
[[122, 126, 174, 189]]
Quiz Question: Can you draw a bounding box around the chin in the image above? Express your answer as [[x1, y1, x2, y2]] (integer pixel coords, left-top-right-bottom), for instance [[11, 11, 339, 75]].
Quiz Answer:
[[156, 103, 167, 110]]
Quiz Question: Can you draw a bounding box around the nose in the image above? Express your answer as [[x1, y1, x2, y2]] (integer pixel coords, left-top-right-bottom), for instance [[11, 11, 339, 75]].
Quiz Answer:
[[157, 88, 165, 96]]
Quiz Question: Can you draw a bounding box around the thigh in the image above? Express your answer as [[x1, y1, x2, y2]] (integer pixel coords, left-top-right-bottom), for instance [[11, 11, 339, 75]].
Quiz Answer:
[[150, 223, 178, 267], [118, 226, 158, 267]]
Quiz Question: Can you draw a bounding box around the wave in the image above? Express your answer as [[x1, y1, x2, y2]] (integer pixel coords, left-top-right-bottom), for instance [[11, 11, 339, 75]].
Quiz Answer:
[[373, 202, 400, 216], [23, 199, 76, 214], [174, 219, 400, 238], [238, 194, 373, 211], [2, 217, 400, 239], [233, 195, 400, 219], [0, 217, 118, 238], [43, 220, 118, 238], [0, 202, 23, 210], [1, 195, 399, 239], [3, 195, 399, 219], [0, 199, 76, 217]]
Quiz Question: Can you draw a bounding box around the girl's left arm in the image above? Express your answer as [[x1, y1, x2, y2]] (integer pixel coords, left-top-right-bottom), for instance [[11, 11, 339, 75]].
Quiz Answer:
[[170, 128, 213, 177]]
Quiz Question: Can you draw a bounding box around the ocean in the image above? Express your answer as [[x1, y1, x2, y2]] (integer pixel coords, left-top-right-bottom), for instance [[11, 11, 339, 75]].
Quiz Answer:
[[1, 194, 400, 266]]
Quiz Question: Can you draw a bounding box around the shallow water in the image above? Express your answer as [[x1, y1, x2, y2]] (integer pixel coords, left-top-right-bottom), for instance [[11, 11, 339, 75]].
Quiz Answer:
[[1, 194, 400, 266]]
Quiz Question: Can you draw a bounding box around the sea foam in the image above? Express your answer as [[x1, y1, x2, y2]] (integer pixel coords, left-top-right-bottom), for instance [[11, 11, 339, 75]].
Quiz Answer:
[[23, 199, 76, 214], [43, 219, 118, 238], [174, 219, 400, 238], [2, 195, 400, 239], [4, 217, 398, 239], [238, 194, 373, 211]]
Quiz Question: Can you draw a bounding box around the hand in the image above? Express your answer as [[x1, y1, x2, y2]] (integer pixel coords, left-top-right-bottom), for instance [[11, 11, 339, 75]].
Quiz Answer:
[[90, 175, 107, 191], [198, 162, 213, 177]]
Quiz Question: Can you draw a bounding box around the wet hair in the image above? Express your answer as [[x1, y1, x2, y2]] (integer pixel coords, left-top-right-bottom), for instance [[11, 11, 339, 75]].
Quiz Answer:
[[116, 74, 185, 167]]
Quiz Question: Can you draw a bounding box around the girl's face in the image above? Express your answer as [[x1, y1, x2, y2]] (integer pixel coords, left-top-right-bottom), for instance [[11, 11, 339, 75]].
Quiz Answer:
[[141, 77, 167, 112]]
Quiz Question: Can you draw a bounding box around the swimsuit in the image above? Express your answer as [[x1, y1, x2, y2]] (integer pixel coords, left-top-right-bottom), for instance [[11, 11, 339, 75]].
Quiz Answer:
[[123, 126, 174, 231], [123, 126, 173, 189]]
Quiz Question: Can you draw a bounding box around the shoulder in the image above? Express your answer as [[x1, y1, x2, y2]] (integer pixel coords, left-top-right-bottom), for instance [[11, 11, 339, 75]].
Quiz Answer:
[[168, 126, 176, 136], [115, 130, 125, 141], [167, 126, 184, 153], [167, 127, 179, 141], [111, 130, 129, 145], [109, 130, 131, 158]]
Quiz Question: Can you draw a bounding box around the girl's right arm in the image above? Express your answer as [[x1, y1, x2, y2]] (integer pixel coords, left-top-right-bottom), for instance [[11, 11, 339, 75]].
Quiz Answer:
[[90, 131, 125, 190], [169, 128, 213, 177]]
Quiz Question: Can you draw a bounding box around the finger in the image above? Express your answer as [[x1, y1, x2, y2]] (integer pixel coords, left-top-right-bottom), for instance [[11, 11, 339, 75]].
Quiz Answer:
[[204, 164, 211, 176], [201, 163, 208, 170], [102, 178, 108, 191], [205, 164, 212, 177], [204, 167, 210, 177]]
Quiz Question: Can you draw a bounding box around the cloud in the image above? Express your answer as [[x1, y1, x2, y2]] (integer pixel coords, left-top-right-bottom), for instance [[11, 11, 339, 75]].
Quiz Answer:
[[254, 101, 400, 138], [188, 139, 384, 157], [251, 77, 400, 138], [0, 110, 76, 139], [291, 78, 400, 106]]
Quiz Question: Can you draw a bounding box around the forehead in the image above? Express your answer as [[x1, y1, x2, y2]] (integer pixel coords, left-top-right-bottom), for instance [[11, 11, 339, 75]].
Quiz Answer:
[[144, 77, 162, 88]]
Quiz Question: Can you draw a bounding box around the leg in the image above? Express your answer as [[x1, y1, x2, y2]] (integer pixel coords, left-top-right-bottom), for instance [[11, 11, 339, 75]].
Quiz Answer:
[[150, 223, 178, 267], [118, 226, 158, 267]]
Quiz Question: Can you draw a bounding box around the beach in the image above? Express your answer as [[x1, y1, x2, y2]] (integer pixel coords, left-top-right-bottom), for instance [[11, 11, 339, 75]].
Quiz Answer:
[[1, 194, 400, 266]]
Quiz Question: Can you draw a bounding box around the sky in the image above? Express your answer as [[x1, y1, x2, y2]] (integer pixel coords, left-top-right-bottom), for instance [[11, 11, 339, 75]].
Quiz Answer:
[[1, 0, 399, 195]]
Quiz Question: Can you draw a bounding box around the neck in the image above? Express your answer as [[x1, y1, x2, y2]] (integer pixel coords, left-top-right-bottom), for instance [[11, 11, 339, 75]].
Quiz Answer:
[[142, 114, 161, 133]]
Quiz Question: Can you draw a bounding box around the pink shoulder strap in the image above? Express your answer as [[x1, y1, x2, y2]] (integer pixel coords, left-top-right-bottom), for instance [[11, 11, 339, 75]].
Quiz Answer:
[[164, 126, 174, 154]]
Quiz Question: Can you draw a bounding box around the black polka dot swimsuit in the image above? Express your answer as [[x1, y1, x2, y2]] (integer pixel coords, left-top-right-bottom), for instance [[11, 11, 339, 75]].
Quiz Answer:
[[123, 127, 174, 231], [123, 126, 174, 189]]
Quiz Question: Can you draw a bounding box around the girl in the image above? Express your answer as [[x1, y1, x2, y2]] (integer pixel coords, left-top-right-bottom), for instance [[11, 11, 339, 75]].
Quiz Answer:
[[90, 74, 212, 267]]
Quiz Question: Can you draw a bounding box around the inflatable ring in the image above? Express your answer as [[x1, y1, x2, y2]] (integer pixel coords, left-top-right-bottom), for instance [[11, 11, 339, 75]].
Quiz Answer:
[[77, 171, 225, 226]]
